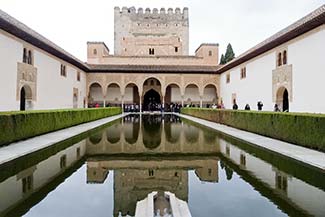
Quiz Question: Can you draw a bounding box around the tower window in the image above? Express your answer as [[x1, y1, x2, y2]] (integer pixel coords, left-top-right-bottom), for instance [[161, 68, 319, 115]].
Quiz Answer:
[[93, 49, 97, 55], [175, 47, 178, 53], [209, 50, 213, 56], [149, 48, 155, 55]]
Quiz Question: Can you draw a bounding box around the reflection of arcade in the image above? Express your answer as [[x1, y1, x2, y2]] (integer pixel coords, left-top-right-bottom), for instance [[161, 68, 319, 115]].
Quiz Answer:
[[86, 114, 220, 155], [86, 115, 220, 217], [86, 156, 219, 217]]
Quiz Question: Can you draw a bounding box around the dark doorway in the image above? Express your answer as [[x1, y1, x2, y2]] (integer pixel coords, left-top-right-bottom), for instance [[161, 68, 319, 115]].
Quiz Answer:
[[283, 89, 289, 112], [20, 87, 26, 111], [143, 89, 161, 111]]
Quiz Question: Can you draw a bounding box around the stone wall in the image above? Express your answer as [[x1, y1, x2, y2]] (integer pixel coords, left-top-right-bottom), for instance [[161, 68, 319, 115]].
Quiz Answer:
[[114, 7, 189, 56]]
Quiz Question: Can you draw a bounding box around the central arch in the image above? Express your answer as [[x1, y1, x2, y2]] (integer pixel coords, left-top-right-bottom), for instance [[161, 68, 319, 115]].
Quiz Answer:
[[143, 89, 161, 111], [142, 77, 162, 111]]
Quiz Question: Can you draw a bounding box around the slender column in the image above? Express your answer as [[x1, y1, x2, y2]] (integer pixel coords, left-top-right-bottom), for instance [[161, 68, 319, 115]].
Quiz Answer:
[[200, 96, 203, 108], [162, 95, 165, 112], [121, 95, 124, 112], [139, 97, 142, 112], [181, 96, 184, 107], [103, 100, 106, 107]]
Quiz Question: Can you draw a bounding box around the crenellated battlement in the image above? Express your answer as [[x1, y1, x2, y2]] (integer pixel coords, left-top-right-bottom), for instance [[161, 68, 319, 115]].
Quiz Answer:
[[114, 6, 189, 19], [114, 6, 189, 56]]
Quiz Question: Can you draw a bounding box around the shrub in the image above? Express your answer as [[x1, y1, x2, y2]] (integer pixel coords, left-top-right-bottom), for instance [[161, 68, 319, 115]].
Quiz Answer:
[[0, 107, 121, 146], [181, 108, 325, 151]]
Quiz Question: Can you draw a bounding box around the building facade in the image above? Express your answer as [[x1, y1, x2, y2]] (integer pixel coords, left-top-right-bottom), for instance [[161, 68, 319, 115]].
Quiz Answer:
[[0, 5, 324, 113]]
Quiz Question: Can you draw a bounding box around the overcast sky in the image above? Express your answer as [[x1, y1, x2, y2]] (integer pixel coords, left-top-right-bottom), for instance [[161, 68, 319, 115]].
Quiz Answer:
[[1, 0, 324, 62]]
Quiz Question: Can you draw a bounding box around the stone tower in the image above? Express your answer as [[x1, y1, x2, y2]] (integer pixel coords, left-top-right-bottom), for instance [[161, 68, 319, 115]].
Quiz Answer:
[[114, 6, 189, 56]]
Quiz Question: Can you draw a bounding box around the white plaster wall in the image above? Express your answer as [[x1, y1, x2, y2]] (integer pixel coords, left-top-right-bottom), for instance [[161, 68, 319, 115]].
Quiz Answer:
[[220, 52, 275, 110], [289, 26, 325, 113], [34, 51, 87, 109], [0, 31, 87, 111], [0, 33, 22, 111]]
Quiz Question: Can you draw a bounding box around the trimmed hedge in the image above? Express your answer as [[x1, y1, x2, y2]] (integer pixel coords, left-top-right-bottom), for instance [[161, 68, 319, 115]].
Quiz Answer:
[[0, 107, 121, 146], [181, 108, 325, 151]]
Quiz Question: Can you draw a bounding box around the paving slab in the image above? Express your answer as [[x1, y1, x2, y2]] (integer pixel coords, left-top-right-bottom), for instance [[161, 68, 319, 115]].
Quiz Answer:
[[0, 113, 127, 165], [177, 113, 325, 171]]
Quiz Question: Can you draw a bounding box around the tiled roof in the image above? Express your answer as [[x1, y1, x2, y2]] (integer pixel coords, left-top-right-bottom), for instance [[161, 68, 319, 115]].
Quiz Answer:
[[217, 4, 325, 73]]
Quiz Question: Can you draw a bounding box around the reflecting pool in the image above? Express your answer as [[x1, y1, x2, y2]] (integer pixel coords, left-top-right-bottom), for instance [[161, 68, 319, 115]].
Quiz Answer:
[[0, 114, 324, 217]]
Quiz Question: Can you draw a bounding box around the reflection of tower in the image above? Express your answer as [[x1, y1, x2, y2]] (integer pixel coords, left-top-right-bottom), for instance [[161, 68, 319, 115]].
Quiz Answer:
[[86, 162, 109, 184], [113, 169, 188, 217], [194, 159, 219, 183]]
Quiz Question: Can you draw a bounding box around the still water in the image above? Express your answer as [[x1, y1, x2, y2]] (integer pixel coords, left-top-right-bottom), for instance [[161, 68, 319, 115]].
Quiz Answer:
[[0, 114, 324, 217]]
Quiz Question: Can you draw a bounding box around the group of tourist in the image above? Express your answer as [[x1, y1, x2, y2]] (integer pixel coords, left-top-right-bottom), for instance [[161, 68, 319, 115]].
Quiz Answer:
[[124, 104, 140, 112]]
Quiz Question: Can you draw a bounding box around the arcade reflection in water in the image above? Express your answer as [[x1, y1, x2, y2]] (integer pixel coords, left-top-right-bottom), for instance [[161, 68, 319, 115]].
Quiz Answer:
[[86, 114, 220, 217]]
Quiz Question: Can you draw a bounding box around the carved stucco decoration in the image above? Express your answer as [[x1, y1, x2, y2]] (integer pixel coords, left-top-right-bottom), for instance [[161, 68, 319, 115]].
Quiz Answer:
[[272, 64, 293, 102], [16, 62, 37, 101]]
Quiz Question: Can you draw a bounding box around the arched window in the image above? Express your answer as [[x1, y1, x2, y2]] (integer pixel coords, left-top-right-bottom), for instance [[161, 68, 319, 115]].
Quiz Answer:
[[283, 50, 287, 65], [209, 50, 213, 56], [277, 52, 282, 67], [27, 50, 32, 65], [93, 49, 97, 55], [23, 48, 27, 63]]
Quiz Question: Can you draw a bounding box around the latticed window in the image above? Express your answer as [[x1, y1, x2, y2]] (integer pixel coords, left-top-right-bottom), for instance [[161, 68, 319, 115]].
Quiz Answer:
[[23, 48, 33, 65], [149, 48, 155, 55], [277, 52, 282, 67], [240, 67, 247, 79], [226, 74, 230, 83], [283, 50, 287, 65], [60, 64, 67, 77], [77, 71, 81, 81]]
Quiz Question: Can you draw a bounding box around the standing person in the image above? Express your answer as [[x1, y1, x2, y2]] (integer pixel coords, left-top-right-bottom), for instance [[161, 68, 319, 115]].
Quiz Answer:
[[274, 104, 280, 112], [257, 101, 263, 111], [232, 100, 238, 110]]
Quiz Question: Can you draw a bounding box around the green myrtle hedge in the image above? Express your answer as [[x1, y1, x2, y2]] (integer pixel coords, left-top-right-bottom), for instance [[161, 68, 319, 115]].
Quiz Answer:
[[181, 108, 325, 151], [0, 107, 121, 146]]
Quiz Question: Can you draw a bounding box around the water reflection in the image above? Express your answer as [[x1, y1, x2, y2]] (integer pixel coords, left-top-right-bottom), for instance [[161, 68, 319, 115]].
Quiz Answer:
[[0, 114, 324, 217]]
